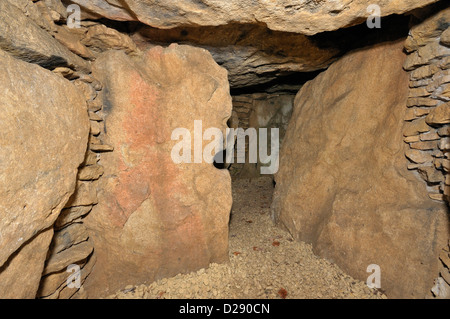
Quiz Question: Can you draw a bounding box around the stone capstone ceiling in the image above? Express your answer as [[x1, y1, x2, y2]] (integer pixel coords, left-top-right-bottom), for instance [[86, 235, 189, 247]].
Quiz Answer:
[[63, 0, 442, 89], [65, 0, 439, 34]]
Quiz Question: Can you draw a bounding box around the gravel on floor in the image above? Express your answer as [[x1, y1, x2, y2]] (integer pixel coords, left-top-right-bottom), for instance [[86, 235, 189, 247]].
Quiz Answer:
[[107, 177, 386, 299]]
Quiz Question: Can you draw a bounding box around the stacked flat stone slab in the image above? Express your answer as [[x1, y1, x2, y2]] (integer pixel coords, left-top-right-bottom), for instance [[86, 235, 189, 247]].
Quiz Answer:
[[431, 239, 450, 299], [403, 8, 450, 298], [28, 0, 131, 298], [37, 69, 111, 299], [403, 8, 450, 204]]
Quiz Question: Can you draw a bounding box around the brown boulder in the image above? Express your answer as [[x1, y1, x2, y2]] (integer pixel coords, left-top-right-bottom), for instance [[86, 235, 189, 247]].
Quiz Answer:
[[405, 8, 450, 52], [84, 44, 232, 297], [0, 0, 90, 72], [271, 40, 448, 298], [0, 49, 90, 298], [442, 28, 450, 46], [426, 102, 450, 125], [81, 24, 140, 55]]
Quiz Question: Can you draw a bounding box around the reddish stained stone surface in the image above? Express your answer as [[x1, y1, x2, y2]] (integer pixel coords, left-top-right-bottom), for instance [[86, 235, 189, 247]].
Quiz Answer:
[[84, 44, 232, 297]]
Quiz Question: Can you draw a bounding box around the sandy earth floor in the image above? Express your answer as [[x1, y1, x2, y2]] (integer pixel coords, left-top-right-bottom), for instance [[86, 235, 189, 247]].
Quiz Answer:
[[107, 177, 386, 299]]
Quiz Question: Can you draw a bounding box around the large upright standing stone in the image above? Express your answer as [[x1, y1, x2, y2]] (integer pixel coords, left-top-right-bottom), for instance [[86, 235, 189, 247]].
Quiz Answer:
[[0, 49, 89, 298], [84, 44, 232, 297], [271, 40, 448, 298]]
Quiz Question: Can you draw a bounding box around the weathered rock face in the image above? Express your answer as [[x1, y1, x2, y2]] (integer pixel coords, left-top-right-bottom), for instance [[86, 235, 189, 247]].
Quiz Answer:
[[403, 7, 450, 204], [132, 24, 338, 88], [402, 7, 450, 298], [68, 0, 438, 35], [0, 0, 90, 72], [271, 40, 449, 298], [84, 44, 232, 297], [37, 68, 107, 299], [81, 24, 140, 56], [0, 0, 447, 301], [0, 49, 90, 298], [73, 2, 414, 90]]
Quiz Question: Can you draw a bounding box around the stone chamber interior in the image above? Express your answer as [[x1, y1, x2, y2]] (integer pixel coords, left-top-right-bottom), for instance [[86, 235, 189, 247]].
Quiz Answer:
[[0, 0, 449, 300]]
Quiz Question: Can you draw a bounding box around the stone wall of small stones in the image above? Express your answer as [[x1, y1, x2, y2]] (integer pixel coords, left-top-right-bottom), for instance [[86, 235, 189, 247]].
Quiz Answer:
[[229, 94, 294, 179], [36, 68, 113, 299], [229, 95, 253, 178], [403, 8, 450, 298], [403, 9, 450, 204]]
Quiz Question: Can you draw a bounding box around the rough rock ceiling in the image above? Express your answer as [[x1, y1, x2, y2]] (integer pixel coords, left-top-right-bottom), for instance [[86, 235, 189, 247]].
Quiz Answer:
[[129, 15, 411, 90], [131, 23, 339, 89], [64, 0, 438, 35], [63, 0, 442, 90]]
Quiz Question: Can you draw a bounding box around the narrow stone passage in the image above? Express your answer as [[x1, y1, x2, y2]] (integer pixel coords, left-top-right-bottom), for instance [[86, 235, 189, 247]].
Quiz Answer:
[[108, 177, 386, 299]]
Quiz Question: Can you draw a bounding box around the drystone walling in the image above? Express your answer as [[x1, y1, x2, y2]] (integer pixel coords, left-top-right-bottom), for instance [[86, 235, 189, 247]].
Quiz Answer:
[[0, 0, 448, 299]]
